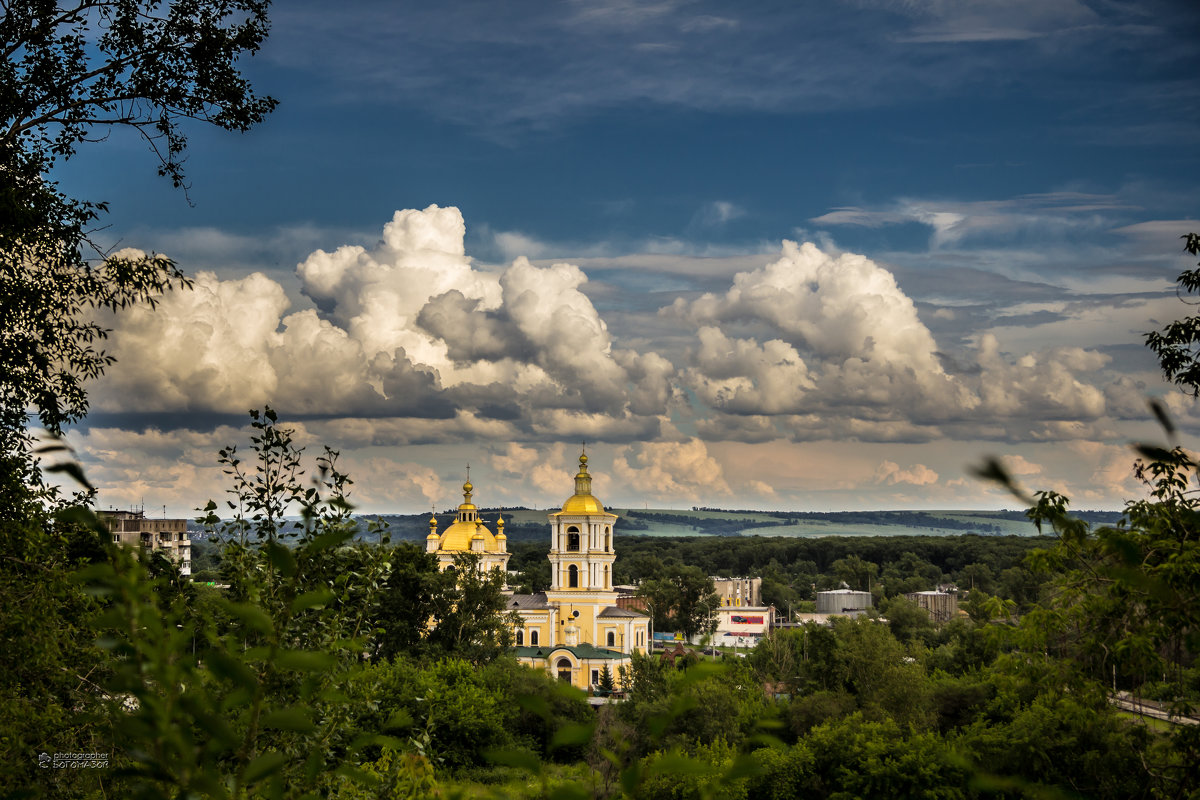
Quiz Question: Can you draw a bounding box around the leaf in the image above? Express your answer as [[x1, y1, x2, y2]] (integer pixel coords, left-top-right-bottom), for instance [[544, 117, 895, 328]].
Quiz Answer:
[[243, 751, 287, 785], [645, 751, 715, 777], [291, 588, 335, 613], [383, 710, 413, 730], [44, 461, 94, 490], [261, 706, 316, 733], [549, 722, 594, 750], [308, 529, 355, 553], [275, 649, 336, 672], [1148, 398, 1176, 437], [205, 649, 259, 693], [264, 541, 296, 577], [221, 601, 275, 635], [1132, 443, 1176, 463], [484, 748, 541, 773]]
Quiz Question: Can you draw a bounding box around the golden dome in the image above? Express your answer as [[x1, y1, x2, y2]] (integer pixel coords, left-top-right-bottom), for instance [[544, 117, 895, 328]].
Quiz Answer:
[[437, 476, 500, 552], [561, 493, 606, 515], [557, 449, 606, 515]]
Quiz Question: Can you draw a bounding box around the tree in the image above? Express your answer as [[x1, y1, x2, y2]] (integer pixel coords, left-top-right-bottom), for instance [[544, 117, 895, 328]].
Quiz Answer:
[[423, 552, 520, 663], [1, 0, 277, 512], [830, 554, 878, 592], [971, 234, 1200, 796], [373, 543, 450, 661], [598, 663, 615, 693], [638, 564, 719, 641], [1146, 233, 1200, 395]]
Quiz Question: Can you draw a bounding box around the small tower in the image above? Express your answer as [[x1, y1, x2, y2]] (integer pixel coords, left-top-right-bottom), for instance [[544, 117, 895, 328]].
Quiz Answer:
[[426, 511, 439, 554]]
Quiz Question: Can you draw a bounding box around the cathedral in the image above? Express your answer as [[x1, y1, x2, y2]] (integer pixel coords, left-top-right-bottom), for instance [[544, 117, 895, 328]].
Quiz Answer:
[[426, 451, 651, 691]]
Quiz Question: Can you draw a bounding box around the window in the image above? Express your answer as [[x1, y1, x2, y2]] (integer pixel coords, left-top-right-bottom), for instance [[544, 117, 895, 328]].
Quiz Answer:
[[568, 565, 578, 588], [531, 630, 539, 646], [557, 658, 572, 682], [591, 669, 599, 686], [567, 526, 580, 552], [516, 630, 524, 645], [606, 631, 615, 647]]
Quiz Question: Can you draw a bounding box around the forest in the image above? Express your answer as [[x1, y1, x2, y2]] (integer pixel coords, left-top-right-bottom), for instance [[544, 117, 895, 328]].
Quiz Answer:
[[4, 402, 1199, 798]]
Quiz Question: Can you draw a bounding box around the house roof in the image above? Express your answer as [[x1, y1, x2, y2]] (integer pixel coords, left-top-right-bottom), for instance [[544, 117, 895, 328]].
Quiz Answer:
[[513, 643, 627, 660], [598, 605, 647, 619], [507, 593, 551, 610]]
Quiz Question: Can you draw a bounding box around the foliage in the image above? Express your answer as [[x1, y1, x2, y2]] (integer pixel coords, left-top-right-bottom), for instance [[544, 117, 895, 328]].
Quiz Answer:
[[1, 0, 276, 517], [598, 664, 615, 693], [1145, 233, 1200, 395], [637, 565, 719, 640], [2, 0, 277, 187]]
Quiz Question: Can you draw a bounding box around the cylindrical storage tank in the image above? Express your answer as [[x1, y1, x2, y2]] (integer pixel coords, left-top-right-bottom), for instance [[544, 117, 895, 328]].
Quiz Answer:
[[816, 589, 873, 614]]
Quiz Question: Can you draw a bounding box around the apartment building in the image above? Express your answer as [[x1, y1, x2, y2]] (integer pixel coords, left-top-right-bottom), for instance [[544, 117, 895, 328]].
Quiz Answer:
[[98, 509, 192, 576]]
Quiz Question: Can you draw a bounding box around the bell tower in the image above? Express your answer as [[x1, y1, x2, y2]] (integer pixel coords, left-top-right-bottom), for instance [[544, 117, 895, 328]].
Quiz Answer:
[[546, 450, 618, 597]]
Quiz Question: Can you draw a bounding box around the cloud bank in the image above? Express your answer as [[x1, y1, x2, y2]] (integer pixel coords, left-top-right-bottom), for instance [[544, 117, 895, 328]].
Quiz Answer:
[[86, 205, 1184, 512]]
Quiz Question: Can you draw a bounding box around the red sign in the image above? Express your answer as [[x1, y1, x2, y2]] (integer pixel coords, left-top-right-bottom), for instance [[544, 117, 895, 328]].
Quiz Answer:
[[730, 615, 763, 624]]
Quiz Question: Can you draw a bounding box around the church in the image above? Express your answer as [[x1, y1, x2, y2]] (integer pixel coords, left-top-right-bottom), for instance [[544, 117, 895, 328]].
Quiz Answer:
[[425, 451, 651, 691]]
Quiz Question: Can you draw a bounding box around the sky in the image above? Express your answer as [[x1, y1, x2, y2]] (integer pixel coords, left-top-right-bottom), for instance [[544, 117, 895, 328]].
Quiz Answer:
[[51, 0, 1200, 517]]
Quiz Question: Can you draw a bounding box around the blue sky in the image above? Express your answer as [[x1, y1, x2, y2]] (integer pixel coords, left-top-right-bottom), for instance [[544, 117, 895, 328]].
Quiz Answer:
[[56, 0, 1200, 516]]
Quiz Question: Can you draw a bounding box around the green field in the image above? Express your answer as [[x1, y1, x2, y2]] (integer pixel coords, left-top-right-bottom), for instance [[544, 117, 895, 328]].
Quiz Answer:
[[605, 508, 1046, 538]]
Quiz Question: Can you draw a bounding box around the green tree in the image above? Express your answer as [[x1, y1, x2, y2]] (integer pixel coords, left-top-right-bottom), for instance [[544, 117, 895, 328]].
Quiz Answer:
[[373, 543, 450, 660], [1, 0, 277, 510], [424, 552, 519, 663], [598, 663, 616, 693], [830, 554, 878, 592], [1145, 233, 1200, 394], [638, 565, 719, 641]]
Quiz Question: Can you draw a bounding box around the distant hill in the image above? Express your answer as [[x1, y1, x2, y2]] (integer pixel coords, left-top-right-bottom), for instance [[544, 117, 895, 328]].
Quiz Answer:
[[334, 507, 1126, 542]]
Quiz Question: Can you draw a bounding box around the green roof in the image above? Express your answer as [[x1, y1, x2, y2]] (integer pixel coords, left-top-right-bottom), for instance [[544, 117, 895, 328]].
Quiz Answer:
[[513, 643, 627, 660]]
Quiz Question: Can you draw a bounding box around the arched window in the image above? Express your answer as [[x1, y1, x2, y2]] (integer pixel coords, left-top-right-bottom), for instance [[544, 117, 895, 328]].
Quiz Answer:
[[557, 658, 573, 682], [567, 526, 580, 552], [606, 631, 615, 647], [604, 564, 610, 589], [531, 630, 539, 646], [568, 564, 579, 588], [516, 630, 524, 646]]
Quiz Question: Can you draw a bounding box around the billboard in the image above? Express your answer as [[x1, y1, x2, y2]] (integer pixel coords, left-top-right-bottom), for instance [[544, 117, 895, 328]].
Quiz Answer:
[[730, 615, 764, 624]]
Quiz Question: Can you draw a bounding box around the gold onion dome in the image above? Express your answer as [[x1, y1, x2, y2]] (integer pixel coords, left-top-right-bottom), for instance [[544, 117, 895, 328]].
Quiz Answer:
[[560, 450, 605, 515], [437, 477, 499, 551]]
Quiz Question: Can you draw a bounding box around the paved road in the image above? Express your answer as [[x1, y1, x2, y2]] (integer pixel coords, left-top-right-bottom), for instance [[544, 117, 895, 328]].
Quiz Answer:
[[1111, 692, 1199, 726]]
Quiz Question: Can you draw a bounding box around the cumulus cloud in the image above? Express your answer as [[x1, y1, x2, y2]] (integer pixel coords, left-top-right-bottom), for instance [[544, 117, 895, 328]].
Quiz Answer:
[[86, 210, 1173, 515], [490, 442, 572, 497], [670, 239, 979, 421], [96, 207, 676, 440], [874, 460, 938, 486], [612, 439, 731, 502]]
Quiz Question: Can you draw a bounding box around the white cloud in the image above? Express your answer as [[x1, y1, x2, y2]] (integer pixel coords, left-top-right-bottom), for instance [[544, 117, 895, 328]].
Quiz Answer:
[[612, 439, 731, 502], [490, 442, 571, 497], [874, 460, 938, 486]]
